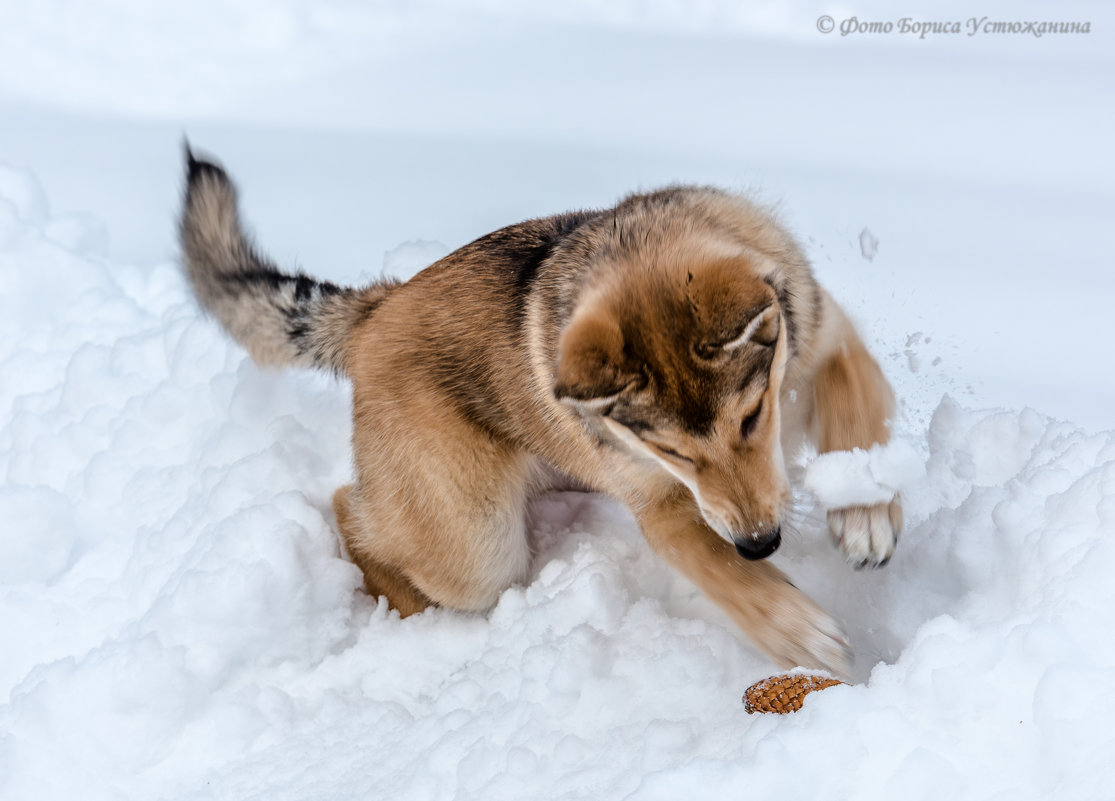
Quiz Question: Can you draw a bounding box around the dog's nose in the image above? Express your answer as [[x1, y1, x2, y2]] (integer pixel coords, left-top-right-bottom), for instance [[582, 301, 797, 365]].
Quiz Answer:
[[734, 526, 781, 560]]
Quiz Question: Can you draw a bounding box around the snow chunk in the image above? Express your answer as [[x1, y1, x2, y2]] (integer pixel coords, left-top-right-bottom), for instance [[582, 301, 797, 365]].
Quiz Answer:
[[802, 439, 925, 507], [43, 214, 110, 257], [859, 227, 879, 262], [0, 486, 76, 583], [0, 164, 49, 224], [382, 239, 450, 280]]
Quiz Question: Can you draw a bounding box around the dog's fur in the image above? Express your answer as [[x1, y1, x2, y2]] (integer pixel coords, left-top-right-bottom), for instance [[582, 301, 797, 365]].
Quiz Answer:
[[179, 148, 901, 676]]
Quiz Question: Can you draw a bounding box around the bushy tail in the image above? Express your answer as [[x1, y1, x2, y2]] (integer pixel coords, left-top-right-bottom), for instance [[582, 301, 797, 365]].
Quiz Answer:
[[178, 145, 396, 376]]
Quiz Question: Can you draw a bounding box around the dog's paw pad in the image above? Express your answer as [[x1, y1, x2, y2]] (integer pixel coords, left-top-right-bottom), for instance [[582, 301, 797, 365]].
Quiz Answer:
[[828, 495, 902, 568]]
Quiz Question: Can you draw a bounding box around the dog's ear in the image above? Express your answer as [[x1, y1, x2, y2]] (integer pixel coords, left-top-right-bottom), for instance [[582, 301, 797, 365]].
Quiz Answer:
[[725, 304, 780, 350], [686, 258, 780, 356], [554, 308, 639, 405]]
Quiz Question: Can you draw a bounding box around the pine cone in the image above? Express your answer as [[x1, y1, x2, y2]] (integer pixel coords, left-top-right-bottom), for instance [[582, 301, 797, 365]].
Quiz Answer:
[[743, 674, 845, 714]]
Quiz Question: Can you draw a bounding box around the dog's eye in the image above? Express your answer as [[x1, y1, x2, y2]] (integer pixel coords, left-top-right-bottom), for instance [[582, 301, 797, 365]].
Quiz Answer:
[[740, 402, 762, 440], [654, 443, 693, 464]]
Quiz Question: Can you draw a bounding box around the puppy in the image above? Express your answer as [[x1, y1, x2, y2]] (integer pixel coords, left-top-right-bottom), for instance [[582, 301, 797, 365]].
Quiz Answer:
[[179, 149, 900, 675]]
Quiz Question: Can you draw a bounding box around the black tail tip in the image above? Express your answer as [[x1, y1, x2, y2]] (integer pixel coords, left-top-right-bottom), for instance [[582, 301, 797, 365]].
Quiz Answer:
[[182, 138, 227, 186]]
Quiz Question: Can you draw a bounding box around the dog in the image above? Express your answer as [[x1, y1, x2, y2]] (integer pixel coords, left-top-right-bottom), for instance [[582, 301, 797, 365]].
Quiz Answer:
[[179, 148, 901, 676]]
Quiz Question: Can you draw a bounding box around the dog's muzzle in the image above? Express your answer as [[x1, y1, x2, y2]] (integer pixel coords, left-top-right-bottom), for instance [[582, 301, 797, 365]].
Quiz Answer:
[[734, 526, 781, 560]]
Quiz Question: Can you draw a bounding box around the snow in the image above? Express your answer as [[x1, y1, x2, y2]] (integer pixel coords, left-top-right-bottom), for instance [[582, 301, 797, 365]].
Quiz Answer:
[[801, 439, 924, 508], [858, 228, 878, 263], [2, 2, 1114, 799]]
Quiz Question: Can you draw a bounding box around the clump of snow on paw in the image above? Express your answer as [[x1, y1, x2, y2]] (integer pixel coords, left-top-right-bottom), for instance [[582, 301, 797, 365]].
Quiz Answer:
[[801, 439, 925, 507]]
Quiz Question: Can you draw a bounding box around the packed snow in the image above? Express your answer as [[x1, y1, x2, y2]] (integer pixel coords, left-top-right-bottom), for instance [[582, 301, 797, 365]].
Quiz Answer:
[[2, 2, 1114, 799], [800, 439, 924, 508]]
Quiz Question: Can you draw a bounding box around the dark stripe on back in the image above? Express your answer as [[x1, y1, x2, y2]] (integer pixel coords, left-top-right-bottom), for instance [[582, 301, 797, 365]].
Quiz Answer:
[[505, 211, 599, 320]]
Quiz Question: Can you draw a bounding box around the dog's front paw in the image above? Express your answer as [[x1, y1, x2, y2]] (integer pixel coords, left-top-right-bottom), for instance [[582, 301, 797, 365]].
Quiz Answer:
[[828, 495, 902, 568], [745, 580, 853, 679]]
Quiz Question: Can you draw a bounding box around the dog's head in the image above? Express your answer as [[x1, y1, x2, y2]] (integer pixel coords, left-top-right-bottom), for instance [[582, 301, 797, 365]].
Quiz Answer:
[[554, 253, 791, 559]]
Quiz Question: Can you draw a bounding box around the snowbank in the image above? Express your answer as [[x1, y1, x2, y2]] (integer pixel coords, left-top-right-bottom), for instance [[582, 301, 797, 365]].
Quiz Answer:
[[2, 164, 1113, 800]]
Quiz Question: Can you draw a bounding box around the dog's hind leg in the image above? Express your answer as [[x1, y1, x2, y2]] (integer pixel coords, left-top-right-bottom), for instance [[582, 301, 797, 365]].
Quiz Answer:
[[339, 385, 536, 615], [333, 484, 432, 616]]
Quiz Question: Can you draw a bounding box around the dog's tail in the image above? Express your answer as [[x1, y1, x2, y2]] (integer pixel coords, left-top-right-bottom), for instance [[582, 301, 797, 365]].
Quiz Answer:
[[178, 145, 397, 376]]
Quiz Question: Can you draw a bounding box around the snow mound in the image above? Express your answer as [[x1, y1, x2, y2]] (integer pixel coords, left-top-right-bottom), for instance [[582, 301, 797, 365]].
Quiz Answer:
[[2, 168, 1114, 800], [383, 239, 451, 280]]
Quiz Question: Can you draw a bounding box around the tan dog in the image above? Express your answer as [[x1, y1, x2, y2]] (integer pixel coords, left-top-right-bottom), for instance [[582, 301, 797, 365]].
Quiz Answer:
[[179, 148, 901, 676]]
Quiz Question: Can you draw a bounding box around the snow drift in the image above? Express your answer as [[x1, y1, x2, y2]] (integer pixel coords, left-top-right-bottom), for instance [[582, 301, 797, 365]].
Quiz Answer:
[[2, 161, 1114, 800]]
